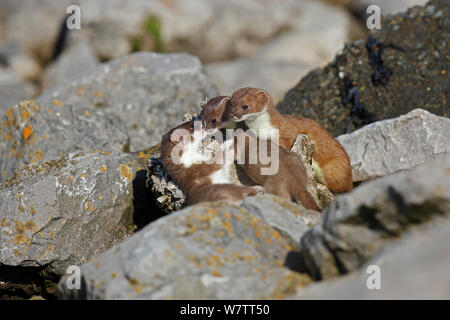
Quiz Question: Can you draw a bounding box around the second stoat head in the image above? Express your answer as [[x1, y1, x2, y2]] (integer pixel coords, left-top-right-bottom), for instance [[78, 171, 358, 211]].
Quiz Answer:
[[229, 87, 271, 122]]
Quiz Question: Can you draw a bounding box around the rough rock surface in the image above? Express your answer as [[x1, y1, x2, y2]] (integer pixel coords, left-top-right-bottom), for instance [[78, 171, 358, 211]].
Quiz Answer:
[[0, 0, 73, 62], [42, 42, 99, 90], [37, 52, 218, 151], [0, 100, 129, 183], [0, 151, 145, 274], [277, 0, 449, 136], [205, 0, 357, 103], [62, 0, 354, 63], [337, 109, 450, 182], [58, 200, 313, 299], [298, 154, 450, 280], [0, 73, 37, 115], [291, 219, 450, 299], [241, 195, 322, 250], [206, 59, 313, 104], [0, 41, 41, 81]]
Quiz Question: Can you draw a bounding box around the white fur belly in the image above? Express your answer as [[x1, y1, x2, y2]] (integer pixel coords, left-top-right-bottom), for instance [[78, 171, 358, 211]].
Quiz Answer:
[[245, 110, 278, 140], [179, 144, 204, 168]]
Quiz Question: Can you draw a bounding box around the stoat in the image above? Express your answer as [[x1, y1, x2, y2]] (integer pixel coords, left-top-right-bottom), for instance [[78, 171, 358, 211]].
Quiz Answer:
[[160, 120, 263, 205], [229, 87, 353, 193], [198, 97, 320, 211]]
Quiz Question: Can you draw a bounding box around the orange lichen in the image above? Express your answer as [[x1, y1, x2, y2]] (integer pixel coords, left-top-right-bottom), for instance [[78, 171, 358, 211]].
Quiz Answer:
[[53, 100, 62, 106], [120, 164, 133, 181], [212, 271, 222, 277], [101, 165, 107, 172], [29, 149, 44, 163], [222, 220, 233, 235], [77, 86, 84, 96], [23, 126, 33, 139], [86, 202, 94, 212]]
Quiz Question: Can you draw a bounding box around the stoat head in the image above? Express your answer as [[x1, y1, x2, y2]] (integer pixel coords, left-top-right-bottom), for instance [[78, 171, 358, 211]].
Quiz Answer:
[[229, 87, 270, 122], [167, 120, 205, 146], [198, 96, 231, 133]]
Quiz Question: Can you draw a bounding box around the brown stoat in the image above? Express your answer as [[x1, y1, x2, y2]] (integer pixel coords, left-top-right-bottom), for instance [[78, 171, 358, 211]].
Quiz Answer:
[[229, 87, 353, 193], [160, 120, 263, 205], [198, 98, 320, 211], [199, 96, 235, 131]]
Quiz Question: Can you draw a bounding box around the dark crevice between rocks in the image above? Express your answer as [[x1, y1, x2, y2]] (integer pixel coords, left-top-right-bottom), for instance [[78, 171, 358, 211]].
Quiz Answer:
[[52, 17, 70, 62], [284, 251, 307, 274], [0, 265, 60, 300], [132, 169, 168, 231]]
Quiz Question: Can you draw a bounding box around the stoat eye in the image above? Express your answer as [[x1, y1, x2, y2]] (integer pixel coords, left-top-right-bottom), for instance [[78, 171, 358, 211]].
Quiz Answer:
[[190, 124, 194, 130], [242, 105, 248, 110], [212, 119, 217, 124]]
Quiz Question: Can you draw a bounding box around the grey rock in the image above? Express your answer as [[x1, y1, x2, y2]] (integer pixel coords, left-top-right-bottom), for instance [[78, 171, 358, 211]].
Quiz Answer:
[[58, 201, 312, 299], [37, 52, 218, 151], [0, 151, 143, 274], [206, 59, 313, 104], [298, 154, 450, 280], [64, 0, 313, 62], [204, 0, 357, 103], [0, 73, 37, 115], [1, 0, 73, 62], [57, 0, 358, 65], [337, 109, 450, 182], [0, 100, 129, 183], [241, 195, 322, 250], [0, 41, 41, 81], [291, 220, 450, 299], [42, 41, 99, 90], [253, 1, 355, 67]]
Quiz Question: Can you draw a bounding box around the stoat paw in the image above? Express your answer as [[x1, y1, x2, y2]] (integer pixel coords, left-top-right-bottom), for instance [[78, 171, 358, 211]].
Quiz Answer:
[[252, 185, 265, 195]]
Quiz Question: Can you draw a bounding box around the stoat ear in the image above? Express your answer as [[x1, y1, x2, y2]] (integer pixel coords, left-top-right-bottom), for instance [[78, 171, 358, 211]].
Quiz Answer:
[[218, 97, 230, 107], [255, 90, 269, 106], [200, 97, 208, 109]]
